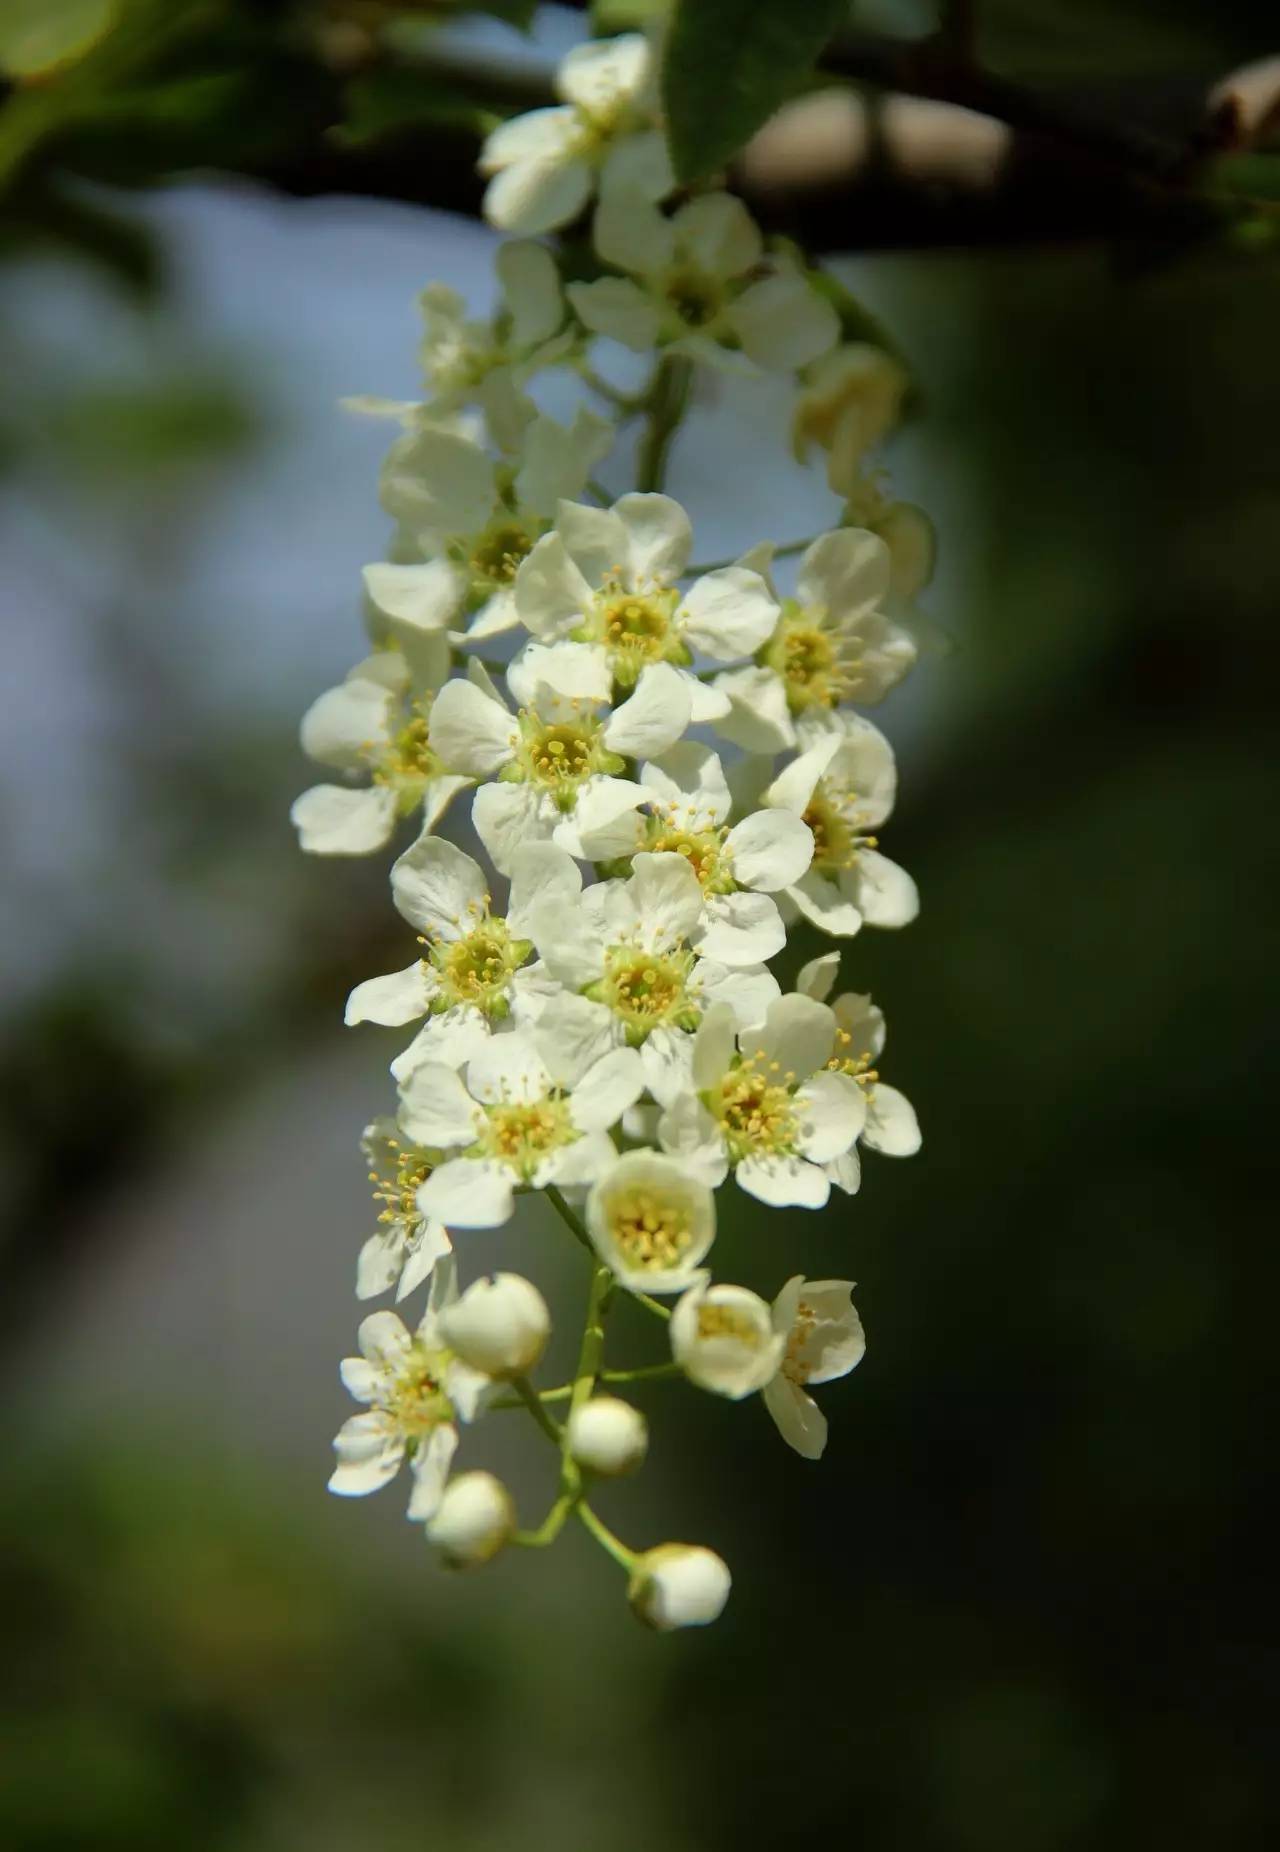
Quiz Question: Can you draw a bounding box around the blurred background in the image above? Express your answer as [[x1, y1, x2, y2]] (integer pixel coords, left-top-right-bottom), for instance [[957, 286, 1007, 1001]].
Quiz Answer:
[[2, 2, 1278, 1848]]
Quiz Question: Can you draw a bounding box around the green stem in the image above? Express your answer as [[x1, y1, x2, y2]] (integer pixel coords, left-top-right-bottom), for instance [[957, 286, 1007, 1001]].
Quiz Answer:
[[510, 1374, 563, 1442], [579, 365, 645, 415], [632, 1292, 672, 1323], [586, 476, 614, 507], [602, 1361, 680, 1386], [545, 1183, 595, 1256], [514, 1491, 575, 1548], [577, 1501, 641, 1573], [635, 355, 693, 495], [685, 534, 817, 577]]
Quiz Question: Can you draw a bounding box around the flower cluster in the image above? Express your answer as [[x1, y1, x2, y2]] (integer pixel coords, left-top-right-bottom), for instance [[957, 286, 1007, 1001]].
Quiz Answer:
[[299, 29, 931, 1630]]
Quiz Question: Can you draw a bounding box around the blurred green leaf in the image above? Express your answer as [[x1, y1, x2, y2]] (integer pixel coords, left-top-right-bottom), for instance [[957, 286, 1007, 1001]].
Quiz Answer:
[[338, 66, 498, 147], [0, 0, 119, 79], [661, 0, 850, 183]]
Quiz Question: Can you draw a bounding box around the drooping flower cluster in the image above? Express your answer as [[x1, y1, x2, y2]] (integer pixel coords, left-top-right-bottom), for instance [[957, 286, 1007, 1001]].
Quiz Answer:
[[299, 28, 932, 1631]]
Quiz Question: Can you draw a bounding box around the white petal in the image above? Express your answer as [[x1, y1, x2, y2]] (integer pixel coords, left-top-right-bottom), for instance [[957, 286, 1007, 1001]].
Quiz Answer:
[[603, 662, 692, 757], [556, 32, 650, 108], [497, 239, 563, 346], [695, 891, 785, 966], [710, 664, 795, 753], [388, 1007, 492, 1082], [599, 128, 673, 202], [788, 871, 863, 938], [762, 736, 840, 816], [725, 808, 814, 891], [639, 1026, 695, 1108], [466, 1030, 552, 1105], [762, 1374, 828, 1460], [533, 992, 619, 1086], [506, 840, 584, 935], [513, 638, 611, 711], [794, 1070, 866, 1161], [418, 1156, 516, 1228], [863, 1083, 922, 1157], [686, 674, 732, 722], [464, 586, 522, 640], [555, 498, 629, 586], [420, 770, 473, 836], [593, 188, 674, 275], [396, 1219, 454, 1301], [480, 106, 578, 173], [657, 1091, 729, 1186], [427, 678, 516, 777], [677, 567, 778, 660], [640, 741, 731, 828], [672, 191, 762, 278], [627, 850, 704, 944], [514, 531, 594, 641], [344, 962, 432, 1027], [572, 775, 649, 859], [613, 493, 693, 585], [291, 784, 397, 856], [357, 1309, 413, 1366], [527, 892, 608, 987], [790, 1279, 866, 1385], [516, 406, 614, 517], [695, 959, 779, 1031], [795, 951, 840, 1003], [832, 990, 885, 1062], [744, 992, 836, 1079], [472, 781, 554, 875], [691, 1000, 736, 1090], [397, 1063, 481, 1147], [825, 1147, 862, 1195], [848, 850, 920, 928], [356, 1230, 404, 1301], [728, 272, 839, 370], [406, 1423, 459, 1521], [569, 1045, 646, 1129], [483, 148, 593, 237], [540, 1128, 619, 1189], [736, 1153, 830, 1208], [567, 277, 663, 352], [363, 559, 464, 635], [329, 1413, 404, 1496], [300, 679, 391, 769], [391, 832, 488, 939], [796, 527, 891, 617], [379, 424, 495, 535]]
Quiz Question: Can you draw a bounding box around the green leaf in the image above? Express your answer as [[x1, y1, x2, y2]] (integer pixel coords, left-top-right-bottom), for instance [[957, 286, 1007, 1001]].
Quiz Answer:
[[337, 68, 497, 148], [0, 0, 118, 79], [661, 0, 851, 184]]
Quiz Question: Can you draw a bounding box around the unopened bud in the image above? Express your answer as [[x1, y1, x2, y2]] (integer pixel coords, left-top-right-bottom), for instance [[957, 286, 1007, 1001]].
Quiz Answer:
[[426, 1471, 514, 1567], [439, 1272, 550, 1377], [568, 1396, 648, 1476], [629, 1543, 731, 1631]]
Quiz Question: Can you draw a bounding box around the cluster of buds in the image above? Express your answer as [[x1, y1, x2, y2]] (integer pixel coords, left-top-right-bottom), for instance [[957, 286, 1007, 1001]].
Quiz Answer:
[[298, 29, 930, 1630]]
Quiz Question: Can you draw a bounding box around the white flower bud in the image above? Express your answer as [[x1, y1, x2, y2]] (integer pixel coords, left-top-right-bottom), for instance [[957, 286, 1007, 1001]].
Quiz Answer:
[[628, 1544, 731, 1631], [425, 1471, 514, 1567], [567, 1396, 648, 1476], [439, 1272, 550, 1378]]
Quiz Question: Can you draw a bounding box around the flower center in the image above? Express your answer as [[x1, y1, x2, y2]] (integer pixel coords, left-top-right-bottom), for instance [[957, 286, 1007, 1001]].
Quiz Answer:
[[592, 944, 699, 1043], [384, 1344, 453, 1435], [803, 785, 875, 876], [759, 602, 851, 713], [611, 1188, 696, 1271], [469, 519, 536, 587], [584, 581, 684, 685], [475, 1096, 577, 1178], [428, 916, 531, 1017], [826, 1028, 879, 1090], [373, 697, 442, 791], [513, 710, 623, 809], [662, 266, 724, 329], [781, 1301, 817, 1385], [641, 815, 733, 891], [368, 1138, 437, 1235], [697, 1303, 764, 1345], [710, 1053, 799, 1161]]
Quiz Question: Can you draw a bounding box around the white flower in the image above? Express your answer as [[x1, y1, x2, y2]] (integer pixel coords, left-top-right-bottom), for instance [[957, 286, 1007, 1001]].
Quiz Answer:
[[795, 967, 922, 1161], [426, 1471, 515, 1566], [670, 1278, 785, 1398], [479, 34, 673, 236], [657, 993, 865, 1208], [418, 241, 573, 423], [378, 409, 613, 643], [570, 191, 838, 374], [585, 1148, 715, 1294], [712, 528, 916, 753], [567, 1396, 649, 1476], [328, 1257, 493, 1519], [291, 650, 471, 856], [514, 492, 778, 712], [527, 850, 780, 1104], [792, 343, 908, 494], [761, 1275, 866, 1459], [398, 1024, 644, 1230], [439, 1271, 551, 1378], [356, 1117, 453, 1301], [345, 834, 578, 1075], [428, 646, 693, 873], [575, 741, 814, 965], [628, 1543, 731, 1631], [763, 713, 918, 938]]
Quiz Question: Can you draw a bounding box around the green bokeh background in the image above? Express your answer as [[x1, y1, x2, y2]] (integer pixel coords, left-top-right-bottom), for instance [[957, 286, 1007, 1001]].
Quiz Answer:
[[2, 3, 1278, 1848]]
